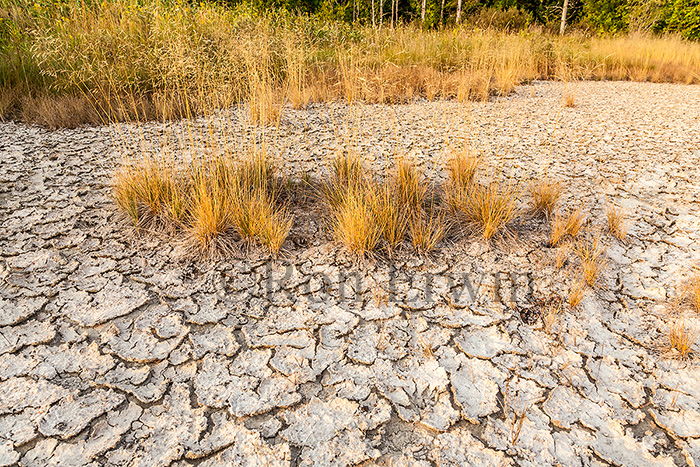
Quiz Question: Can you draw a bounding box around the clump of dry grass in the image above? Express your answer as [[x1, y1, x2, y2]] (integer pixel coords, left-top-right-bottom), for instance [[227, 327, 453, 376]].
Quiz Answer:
[[395, 157, 427, 210], [330, 185, 382, 256], [238, 191, 293, 254], [667, 320, 698, 359], [542, 300, 563, 333], [563, 91, 575, 108], [458, 179, 519, 240], [332, 151, 364, 188], [529, 178, 563, 217], [574, 232, 606, 287], [568, 280, 587, 308], [187, 162, 237, 256], [409, 209, 446, 254], [112, 155, 186, 228], [374, 186, 409, 251], [323, 151, 385, 255], [606, 200, 629, 241], [113, 147, 291, 257], [445, 153, 518, 240], [324, 150, 447, 255], [550, 207, 585, 246], [446, 148, 480, 190]]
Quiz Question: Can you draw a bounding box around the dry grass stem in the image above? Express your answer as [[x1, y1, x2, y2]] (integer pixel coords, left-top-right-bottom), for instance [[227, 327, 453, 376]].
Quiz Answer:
[[568, 280, 587, 308], [555, 245, 568, 269], [409, 210, 446, 254], [564, 91, 575, 108], [550, 208, 585, 246], [606, 200, 629, 240], [395, 157, 427, 210], [530, 178, 563, 217], [667, 321, 698, 359]]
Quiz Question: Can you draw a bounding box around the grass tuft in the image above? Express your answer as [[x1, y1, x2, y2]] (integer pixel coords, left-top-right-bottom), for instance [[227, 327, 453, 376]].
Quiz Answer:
[[113, 147, 291, 258], [685, 273, 700, 314], [187, 162, 237, 257], [446, 148, 480, 190], [563, 91, 575, 108], [395, 157, 427, 210], [550, 207, 585, 247], [458, 179, 519, 240], [409, 209, 446, 254], [542, 300, 563, 334], [112, 156, 186, 228], [667, 320, 698, 359], [568, 280, 587, 308], [574, 232, 606, 287], [332, 151, 364, 188], [331, 185, 382, 256], [374, 186, 409, 251], [529, 178, 563, 217], [606, 200, 628, 241]]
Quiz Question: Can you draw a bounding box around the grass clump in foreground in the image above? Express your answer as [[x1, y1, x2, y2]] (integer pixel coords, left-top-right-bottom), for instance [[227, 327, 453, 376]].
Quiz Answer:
[[324, 152, 444, 256], [3, 0, 700, 127], [549, 208, 585, 247], [530, 178, 563, 217], [113, 149, 292, 257], [667, 320, 698, 360], [574, 232, 606, 287], [606, 200, 629, 241], [446, 160, 519, 241], [681, 272, 700, 314], [113, 156, 186, 228]]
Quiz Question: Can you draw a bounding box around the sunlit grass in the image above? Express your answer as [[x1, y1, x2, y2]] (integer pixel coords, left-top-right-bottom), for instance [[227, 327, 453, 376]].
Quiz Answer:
[[550, 207, 585, 247], [529, 178, 562, 217], [606, 200, 628, 241], [667, 320, 698, 360], [574, 232, 606, 287], [113, 147, 291, 257], [3, 0, 700, 127], [409, 209, 446, 254]]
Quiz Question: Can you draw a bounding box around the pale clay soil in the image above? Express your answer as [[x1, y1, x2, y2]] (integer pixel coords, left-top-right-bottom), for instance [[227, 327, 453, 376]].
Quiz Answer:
[[1, 80, 700, 467]]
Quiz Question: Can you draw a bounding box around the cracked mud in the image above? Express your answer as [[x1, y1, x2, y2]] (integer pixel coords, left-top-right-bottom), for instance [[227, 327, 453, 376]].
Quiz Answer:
[[1, 81, 700, 466]]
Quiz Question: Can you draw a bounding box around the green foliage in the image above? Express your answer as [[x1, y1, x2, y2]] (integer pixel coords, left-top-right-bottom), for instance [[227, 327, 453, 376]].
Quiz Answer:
[[468, 6, 530, 31], [666, 0, 700, 39], [582, 0, 631, 34]]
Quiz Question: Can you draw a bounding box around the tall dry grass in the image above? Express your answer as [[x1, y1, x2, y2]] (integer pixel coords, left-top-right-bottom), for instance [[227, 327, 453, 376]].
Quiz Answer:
[[3, 0, 700, 127], [113, 145, 292, 257], [322, 149, 450, 255]]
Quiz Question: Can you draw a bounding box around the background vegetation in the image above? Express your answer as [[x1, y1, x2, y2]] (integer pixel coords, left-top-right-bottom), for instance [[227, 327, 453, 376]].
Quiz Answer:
[[1, 0, 699, 127]]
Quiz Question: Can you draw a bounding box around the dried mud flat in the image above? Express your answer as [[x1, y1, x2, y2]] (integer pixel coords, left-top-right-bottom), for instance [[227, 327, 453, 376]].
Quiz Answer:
[[1, 81, 700, 467]]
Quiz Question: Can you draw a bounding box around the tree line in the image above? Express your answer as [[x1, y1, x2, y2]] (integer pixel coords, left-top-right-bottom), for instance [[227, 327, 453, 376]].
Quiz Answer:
[[235, 0, 700, 39]]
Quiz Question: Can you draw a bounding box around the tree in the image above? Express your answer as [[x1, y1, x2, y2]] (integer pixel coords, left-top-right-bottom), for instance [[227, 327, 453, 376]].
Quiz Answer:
[[560, 0, 569, 33]]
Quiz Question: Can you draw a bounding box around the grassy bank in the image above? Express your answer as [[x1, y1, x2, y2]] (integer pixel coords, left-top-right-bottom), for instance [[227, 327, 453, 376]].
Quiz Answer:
[[2, 0, 700, 127]]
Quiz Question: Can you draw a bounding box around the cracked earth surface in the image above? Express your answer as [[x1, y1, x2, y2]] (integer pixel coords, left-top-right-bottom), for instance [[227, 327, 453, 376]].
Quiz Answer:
[[1, 80, 700, 466]]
